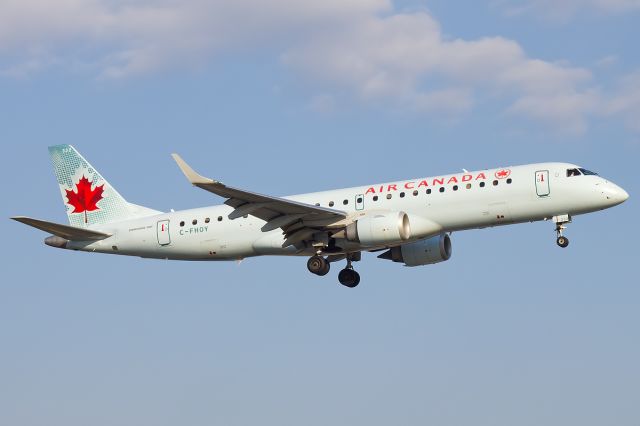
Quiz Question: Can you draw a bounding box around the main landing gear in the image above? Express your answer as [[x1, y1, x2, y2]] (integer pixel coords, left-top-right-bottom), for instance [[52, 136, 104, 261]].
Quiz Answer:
[[307, 253, 361, 288], [553, 214, 571, 248], [338, 256, 360, 288], [307, 255, 330, 276]]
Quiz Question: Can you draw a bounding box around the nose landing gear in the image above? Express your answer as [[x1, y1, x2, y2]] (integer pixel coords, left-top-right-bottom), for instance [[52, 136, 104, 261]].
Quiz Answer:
[[553, 214, 571, 248]]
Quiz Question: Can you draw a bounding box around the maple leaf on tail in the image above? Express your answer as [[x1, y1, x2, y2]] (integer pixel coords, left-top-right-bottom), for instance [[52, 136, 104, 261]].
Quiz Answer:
[[65, 175, 104, 223]]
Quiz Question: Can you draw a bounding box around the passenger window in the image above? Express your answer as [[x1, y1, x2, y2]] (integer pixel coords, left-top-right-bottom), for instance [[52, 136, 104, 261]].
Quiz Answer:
[[386, 194, 392, 199], [412, 190, 418, 196], [493, 180, 498, 186], [180, 221, 185, 227], [315, 202, 320, 206], [192, 219, 197, 225], [373, 195, 379, 201], [566, 168, 581, 177], [506, 178, 512, 184], [357, 197, 363, 203], [205, 218, 210, 223], [479, 182, 485, 187], [453, 185, 458, 191], [399, 192, 405, 198], [466, 183, 472, 189], [439, 187, 445, 193], [426, 189, 432, 194], [217, 216, 223, 222], [343, 199, 348, 205], [329, 201, 334, 207]]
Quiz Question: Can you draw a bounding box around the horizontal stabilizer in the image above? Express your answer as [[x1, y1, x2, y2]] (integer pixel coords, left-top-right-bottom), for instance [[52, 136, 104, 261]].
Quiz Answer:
[[11, 216, 112, 241]]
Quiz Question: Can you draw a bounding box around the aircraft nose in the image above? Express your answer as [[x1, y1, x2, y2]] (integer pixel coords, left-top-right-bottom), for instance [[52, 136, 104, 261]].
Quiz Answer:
[[601, 182, 629, 206], [620, 187, 630, 202]]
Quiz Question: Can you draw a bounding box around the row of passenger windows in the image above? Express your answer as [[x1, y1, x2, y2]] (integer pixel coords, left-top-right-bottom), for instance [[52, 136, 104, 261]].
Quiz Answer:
[[320, 178, 513, 206], [179, 216, 223, 227], [178, 178, 515, 224]]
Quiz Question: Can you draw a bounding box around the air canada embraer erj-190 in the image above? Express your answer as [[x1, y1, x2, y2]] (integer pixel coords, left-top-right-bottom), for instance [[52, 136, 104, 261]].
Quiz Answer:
[[13, 145, 629, 288]]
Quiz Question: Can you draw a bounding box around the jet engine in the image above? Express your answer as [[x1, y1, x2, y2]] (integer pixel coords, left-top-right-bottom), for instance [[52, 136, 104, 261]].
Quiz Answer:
[[345, 211, 411, 246], [378, 234, 452, 266]]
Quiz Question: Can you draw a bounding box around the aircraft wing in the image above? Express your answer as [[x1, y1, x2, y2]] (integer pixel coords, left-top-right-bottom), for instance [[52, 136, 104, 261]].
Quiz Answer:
[[172, 154, 347, 246]]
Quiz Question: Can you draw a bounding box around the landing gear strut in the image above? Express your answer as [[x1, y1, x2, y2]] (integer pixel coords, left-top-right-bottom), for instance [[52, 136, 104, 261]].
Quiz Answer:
[[554, 214, 571, 248], [338, 253, 361, 288], [307, 255, 330, 276]]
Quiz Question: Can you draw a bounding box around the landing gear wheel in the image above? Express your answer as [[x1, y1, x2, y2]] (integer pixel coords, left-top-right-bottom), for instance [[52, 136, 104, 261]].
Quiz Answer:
[[338, 268, 360, 288], [307, 255, 330, 276], [556, 236, 569, 248], [318, 262, 330, 276]]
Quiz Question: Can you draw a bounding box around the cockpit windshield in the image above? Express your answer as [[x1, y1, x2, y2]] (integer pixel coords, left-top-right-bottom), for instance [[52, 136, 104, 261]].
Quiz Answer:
[[567, 167, 598, 177], [578, 168, 598, 176]]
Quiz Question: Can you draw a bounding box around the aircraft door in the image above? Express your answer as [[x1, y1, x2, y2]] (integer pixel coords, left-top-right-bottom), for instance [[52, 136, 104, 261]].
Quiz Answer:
[[355, 194, 365, 210], [157, 220, 171, 246], [535, 170, 550, 197]]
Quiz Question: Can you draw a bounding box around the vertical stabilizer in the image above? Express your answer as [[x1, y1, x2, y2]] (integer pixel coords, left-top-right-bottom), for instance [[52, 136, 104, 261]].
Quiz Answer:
[[48, 145, 159, 227]]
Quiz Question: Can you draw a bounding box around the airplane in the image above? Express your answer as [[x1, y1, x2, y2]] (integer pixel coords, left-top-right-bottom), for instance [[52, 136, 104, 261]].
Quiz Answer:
[[12, 145, 629, 288]]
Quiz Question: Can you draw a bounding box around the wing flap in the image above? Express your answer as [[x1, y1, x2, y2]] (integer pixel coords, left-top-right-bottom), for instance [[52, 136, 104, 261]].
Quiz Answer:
[[12, 216, 112, 241]]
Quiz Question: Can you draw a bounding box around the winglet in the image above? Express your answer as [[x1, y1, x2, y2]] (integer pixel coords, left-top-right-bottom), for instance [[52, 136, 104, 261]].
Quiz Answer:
[[171, 154, 217, 185]]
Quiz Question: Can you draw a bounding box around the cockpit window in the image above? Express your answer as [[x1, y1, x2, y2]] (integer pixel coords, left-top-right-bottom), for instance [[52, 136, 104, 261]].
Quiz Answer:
[[566, 168, 581, 177], [578, 168, 598, 176]]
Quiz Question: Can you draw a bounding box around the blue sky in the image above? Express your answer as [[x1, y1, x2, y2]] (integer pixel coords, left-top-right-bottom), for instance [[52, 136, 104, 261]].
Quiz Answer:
[[1, 1, 638, 425]]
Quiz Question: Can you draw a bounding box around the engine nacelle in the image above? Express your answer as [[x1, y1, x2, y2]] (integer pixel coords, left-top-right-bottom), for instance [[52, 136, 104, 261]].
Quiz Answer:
[[346, 211, 411, 246], [379, 234, 452, 267]]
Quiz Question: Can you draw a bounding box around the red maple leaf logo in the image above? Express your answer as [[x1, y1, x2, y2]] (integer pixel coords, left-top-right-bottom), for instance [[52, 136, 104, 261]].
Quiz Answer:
[[65, 175, 104, 223], [495, 169, 511, 179]]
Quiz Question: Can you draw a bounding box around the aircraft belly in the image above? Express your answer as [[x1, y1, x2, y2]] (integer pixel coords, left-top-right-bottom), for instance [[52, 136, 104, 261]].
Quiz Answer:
[[253, 231, 297, 255]]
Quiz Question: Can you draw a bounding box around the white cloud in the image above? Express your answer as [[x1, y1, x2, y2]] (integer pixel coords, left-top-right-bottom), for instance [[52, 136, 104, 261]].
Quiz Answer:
[[283, 10, 596, 132], [507, 90, 600, 134], [0, 0, 635, 134], [602, 71, 640, 132]]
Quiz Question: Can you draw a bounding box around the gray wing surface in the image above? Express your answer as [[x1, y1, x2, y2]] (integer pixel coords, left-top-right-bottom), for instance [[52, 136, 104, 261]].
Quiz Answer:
[[12, 216, 112, 241], [172, 154, 347, 247]]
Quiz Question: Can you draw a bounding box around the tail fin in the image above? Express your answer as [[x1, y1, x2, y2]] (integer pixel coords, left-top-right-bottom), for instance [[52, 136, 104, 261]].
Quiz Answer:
[[48, 145, 160, 227]]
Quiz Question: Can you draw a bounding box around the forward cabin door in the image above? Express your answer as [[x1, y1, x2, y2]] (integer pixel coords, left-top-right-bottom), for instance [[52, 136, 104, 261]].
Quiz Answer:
[[355, 194, 365, 210], [157, 220, 171, 246], [535, 170, 550, 197]]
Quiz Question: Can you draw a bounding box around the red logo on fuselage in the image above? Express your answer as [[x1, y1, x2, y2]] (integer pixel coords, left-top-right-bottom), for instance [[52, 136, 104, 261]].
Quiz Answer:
[[495, 169, 511, 179]]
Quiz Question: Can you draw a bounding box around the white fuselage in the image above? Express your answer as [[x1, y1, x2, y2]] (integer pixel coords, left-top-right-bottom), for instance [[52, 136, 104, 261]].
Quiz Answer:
[[64, 162, 628, 260]]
